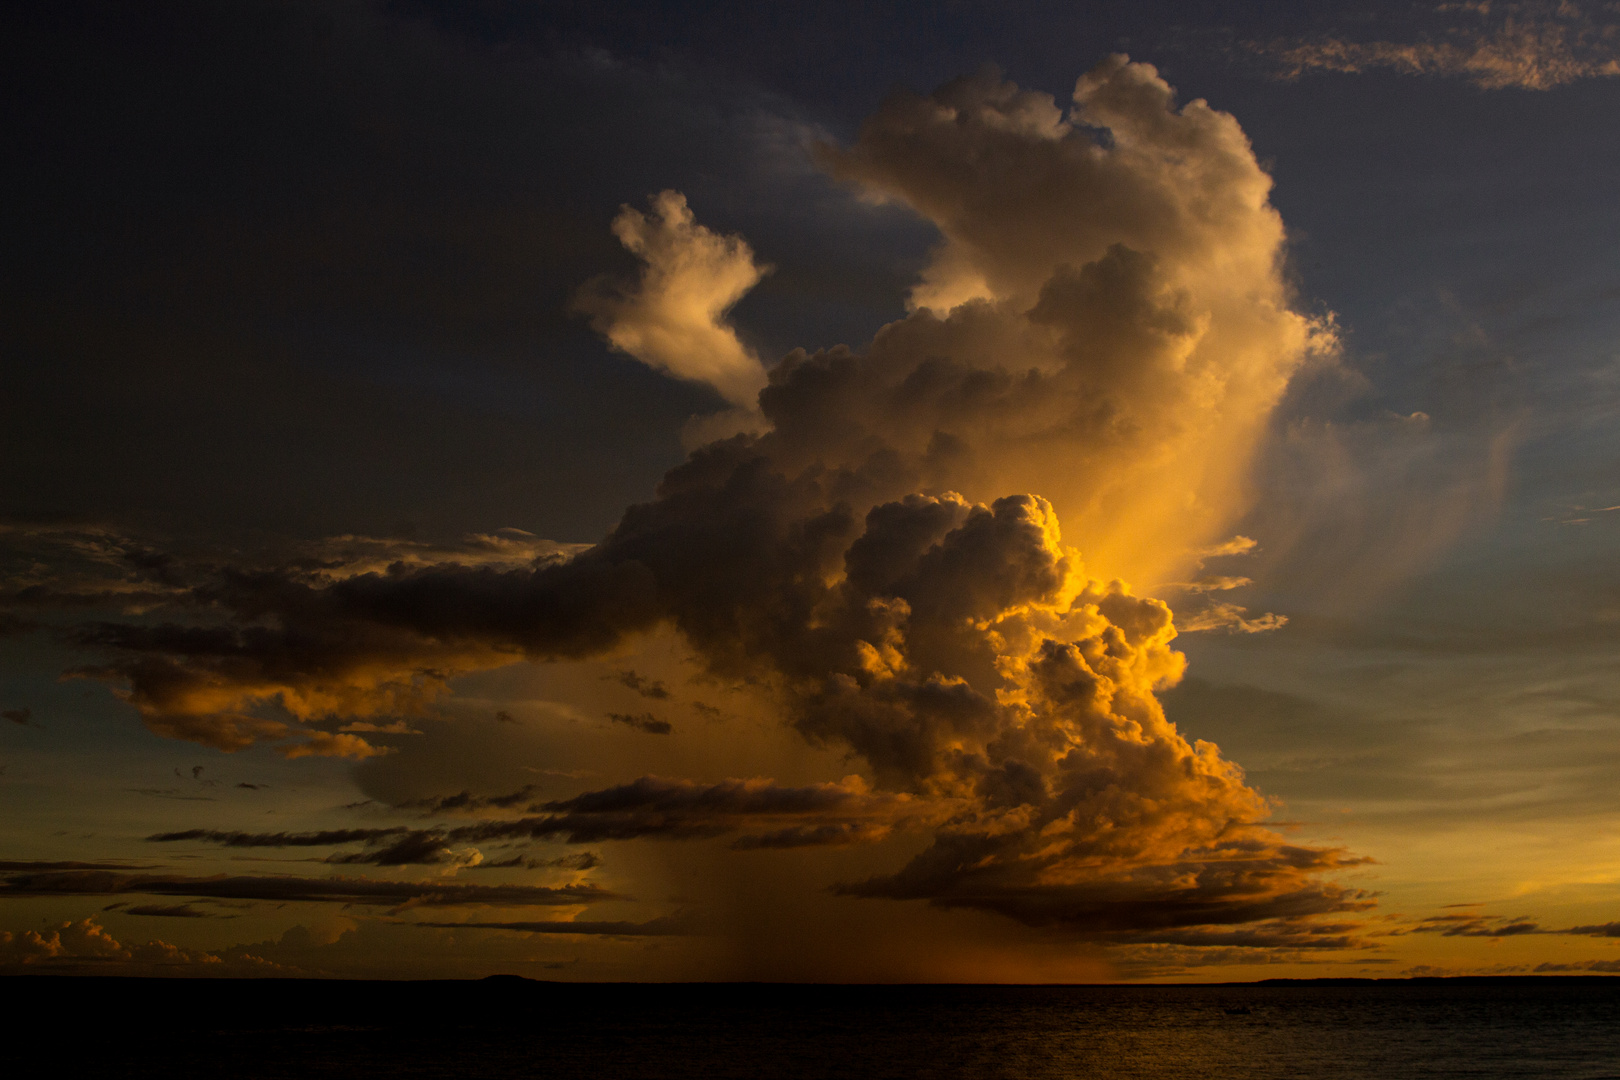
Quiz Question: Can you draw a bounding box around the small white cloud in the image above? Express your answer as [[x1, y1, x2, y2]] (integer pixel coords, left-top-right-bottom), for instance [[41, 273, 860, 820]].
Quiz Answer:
[[575, 190, 771, 410]]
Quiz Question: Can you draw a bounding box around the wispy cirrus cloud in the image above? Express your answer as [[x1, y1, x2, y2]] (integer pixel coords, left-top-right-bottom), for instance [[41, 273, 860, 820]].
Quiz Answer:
[[1239, 2, 1620, 90]]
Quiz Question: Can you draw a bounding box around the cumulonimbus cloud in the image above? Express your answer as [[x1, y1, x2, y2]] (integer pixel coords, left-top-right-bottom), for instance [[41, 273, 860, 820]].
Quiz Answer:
[[47, 57, 1368, 948]]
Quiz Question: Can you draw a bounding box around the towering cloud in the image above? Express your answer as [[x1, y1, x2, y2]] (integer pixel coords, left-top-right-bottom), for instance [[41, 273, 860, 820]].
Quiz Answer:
[[794, 57, 1330, 582], [59, 58, 1362, 949]]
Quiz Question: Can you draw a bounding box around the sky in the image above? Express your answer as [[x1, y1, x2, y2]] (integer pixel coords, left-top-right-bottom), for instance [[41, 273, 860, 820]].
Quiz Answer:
[[3, 0, 1620, 981]]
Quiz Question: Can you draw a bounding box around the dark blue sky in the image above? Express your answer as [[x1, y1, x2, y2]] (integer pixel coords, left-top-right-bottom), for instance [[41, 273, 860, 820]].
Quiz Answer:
[[9, 1, 1615, 544]]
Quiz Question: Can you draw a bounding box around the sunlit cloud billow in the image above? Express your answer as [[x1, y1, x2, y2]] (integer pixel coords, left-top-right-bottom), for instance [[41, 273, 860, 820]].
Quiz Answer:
[[28, 57, 1378, 963]]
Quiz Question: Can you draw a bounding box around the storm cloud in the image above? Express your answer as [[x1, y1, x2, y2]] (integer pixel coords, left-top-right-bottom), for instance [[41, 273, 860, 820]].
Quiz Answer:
[[54, 57, 1362, 948]]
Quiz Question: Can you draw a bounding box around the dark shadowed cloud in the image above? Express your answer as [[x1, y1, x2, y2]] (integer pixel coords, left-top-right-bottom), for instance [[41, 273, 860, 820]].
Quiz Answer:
[[150, 776, 896, 854], [125, 903, 212, 918], [0, 869, 613, 907], [609, 670, 670, 699], [606, 712, 673, 735], [1561, 922, 1620, 937], [470, 852, 602, 871], [0, 861, 155, 872], [416, 914, 690, 937], [396, 786, 544, 815], [149, 828, 411, 848], [1400, 914, 1542, 938]]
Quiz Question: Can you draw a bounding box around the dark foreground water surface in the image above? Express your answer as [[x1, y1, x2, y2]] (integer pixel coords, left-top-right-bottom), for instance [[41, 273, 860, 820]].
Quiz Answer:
[[19, 976, 1620, 1079]]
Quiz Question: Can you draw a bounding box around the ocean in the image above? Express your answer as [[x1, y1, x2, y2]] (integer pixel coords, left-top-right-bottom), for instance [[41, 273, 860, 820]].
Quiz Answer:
[[23, 976, 1620, 1078]]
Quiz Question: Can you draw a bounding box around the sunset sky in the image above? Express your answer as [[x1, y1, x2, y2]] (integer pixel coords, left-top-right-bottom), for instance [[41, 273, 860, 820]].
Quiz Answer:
[[5, 0, 1620, 981]]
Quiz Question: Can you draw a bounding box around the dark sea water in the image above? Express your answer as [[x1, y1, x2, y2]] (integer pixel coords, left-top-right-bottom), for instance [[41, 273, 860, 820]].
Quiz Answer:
[[22, 976, 1620, 1079]]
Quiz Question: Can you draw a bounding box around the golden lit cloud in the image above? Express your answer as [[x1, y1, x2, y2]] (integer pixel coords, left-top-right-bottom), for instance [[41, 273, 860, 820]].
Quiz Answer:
[[574, 189, 771, 410], [40, 56, 1367, 957]]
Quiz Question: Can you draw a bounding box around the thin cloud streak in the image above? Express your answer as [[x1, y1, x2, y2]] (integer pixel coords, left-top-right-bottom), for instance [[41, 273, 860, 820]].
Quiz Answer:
[[0, 869, 615, 907], [1239, 2, 1620, 90]]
